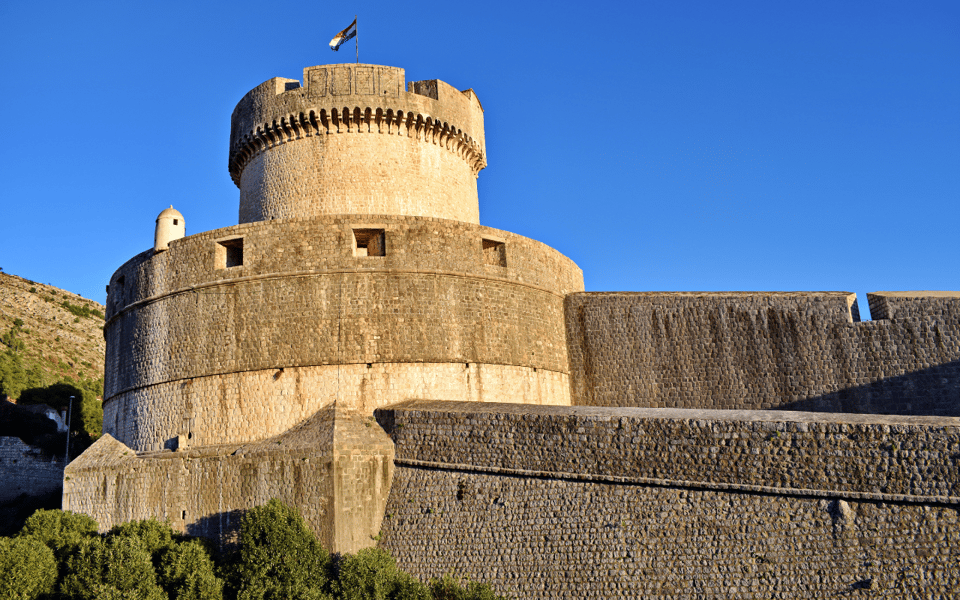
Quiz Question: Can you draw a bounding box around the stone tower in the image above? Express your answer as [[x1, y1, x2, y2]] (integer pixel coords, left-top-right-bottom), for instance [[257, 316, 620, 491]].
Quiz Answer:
[[66, 63, 583, 552]]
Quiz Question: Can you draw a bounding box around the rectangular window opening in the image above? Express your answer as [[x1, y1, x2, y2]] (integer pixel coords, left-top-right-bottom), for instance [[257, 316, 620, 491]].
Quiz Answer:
[[482, 239, 507, 267], [216, 238, 244, 268], [353, 229, 386, 257]]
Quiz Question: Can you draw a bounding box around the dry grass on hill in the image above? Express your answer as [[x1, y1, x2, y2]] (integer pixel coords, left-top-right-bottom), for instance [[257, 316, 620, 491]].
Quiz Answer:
[[0, 272, 105, 391]]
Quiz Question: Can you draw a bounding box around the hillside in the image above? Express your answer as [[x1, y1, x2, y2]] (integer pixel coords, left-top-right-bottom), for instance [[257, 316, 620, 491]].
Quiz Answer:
[[0, 271, 105, 396]]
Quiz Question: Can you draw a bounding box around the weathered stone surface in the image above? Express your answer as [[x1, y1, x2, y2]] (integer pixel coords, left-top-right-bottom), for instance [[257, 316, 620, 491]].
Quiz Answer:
[[103, 214, 582, 452], [566, 292, 960, 416], [229, 64, 486, 225], [0, 436, 63, 504], [376, 401, 960, 599], [64, 405, 393, 554]]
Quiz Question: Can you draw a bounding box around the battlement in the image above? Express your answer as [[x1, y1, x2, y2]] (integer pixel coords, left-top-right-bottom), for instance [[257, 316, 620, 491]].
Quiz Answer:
[[229, 64, 487, 225], [867, 290, 960, 320]]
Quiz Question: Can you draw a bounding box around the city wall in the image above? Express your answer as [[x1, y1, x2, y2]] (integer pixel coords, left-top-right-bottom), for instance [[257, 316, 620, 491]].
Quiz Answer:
[[63, 406, 393, 555], [565, 292, 960, 416], [0, 436, 64, 504], [375, 401, 960, 599], [102, 214, 582, 451]]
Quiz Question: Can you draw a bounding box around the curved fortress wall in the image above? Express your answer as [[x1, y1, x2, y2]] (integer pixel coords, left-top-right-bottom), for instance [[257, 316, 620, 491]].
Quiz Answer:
[[565, 291, 960, 416], [230, 65, 486, 225], [103, 215, 583, 451]]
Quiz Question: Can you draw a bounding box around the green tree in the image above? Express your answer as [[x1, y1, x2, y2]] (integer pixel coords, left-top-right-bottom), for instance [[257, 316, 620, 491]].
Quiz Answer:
[[159, 539, 224, 600], [59, 535, 167, 600], [234, 498, 333, 600], [1, 326, 25, 353], [0, 536, 58, 600], [18, 509, 99, 562], [107, 518, 181, 561], [19, 381, 102, 455], [335, 548, 429, 600], [0, 350, 29, 399], [428, 575, 504, 600]]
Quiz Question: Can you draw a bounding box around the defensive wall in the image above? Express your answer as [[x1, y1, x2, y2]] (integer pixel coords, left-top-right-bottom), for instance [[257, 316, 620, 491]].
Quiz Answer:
[[375, 401, 960, 599], [102, 214, 582, 452], [229, 64, 486, 225], [565, 291, 960, 416], [0, 436, 64, 505], [64, 405, 393, 555]]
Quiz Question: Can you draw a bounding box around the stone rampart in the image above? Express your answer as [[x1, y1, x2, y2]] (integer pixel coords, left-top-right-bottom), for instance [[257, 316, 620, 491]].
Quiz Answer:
[[102, 214, 582, 451], [374, 401, 960, 598], [0, 436, 64, 504], [565, 292, 960, 415], [229, 64, 486, 224], [63, 406, 393, 554]]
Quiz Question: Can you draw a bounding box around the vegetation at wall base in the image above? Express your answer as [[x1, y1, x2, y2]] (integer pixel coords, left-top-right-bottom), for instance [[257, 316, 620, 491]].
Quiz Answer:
[[0, 501, 508, 600]]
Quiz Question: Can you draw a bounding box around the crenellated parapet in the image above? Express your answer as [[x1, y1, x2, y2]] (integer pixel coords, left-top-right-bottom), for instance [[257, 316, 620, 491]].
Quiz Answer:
[[228, 64, 487, 225]]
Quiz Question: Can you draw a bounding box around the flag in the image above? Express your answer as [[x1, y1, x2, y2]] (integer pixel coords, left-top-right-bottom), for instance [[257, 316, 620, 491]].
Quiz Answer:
[[329, 19, 357, 51]]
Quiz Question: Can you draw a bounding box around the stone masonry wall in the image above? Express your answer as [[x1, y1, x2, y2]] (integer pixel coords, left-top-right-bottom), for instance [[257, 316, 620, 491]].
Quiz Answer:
[[229, 64, 486, 224], [104, 362, 568, 452], [0, 436, 64, 504], [374, 401, 960, 599], [565, 292, 960, 416], [102, 214, 582, 450], [64, 406, 393, 554]]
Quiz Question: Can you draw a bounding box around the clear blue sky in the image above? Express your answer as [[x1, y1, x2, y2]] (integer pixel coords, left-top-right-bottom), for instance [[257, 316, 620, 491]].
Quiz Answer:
[[1, 1, 957, 317]]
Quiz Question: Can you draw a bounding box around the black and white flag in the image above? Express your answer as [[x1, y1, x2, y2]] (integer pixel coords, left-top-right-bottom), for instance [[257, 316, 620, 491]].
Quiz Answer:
[[329, 19, 357, 51]]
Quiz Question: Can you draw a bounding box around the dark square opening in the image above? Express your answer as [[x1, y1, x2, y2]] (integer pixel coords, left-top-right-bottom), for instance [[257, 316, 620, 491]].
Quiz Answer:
[[482, 239, 506, 267], [353, 229, 386, 257], [217, 238, 244, 268]]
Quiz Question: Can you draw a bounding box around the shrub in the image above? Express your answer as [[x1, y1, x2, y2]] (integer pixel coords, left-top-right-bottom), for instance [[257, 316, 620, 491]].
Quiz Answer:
[[334, 547, 430, 600], [60, 301, 104, 321], [107, 518, 181, 559], [0, 536, 58, 599], [429, 574, 504, 600], [235, 498, 332, 600], [59, 535, 166, 600], [19, 509, 99, 561], [159, 539, 224, 600]]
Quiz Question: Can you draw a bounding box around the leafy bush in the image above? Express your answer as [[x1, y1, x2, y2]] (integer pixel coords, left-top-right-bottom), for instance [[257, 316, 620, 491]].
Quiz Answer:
[[428, 574, 503, 600], [0, 536, 57, 599], [234, 498, 333, 600], [60, 300, 104, 321], [60, 535, 167, 600], [3, 503, 507, 600], [18, 509, 99, 561], [159, 538, 224, 600], [335, 547, 431, 600], [1, 327, 25, 353], [108, 518, 182, 559]]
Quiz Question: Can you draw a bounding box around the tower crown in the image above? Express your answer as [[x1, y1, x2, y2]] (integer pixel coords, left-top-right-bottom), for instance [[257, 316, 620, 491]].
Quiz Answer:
[[228, 63, 486, 224]]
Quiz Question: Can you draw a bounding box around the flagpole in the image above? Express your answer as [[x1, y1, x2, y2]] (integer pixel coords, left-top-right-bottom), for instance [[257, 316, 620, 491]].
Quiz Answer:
[[355, 15, 359, 64]]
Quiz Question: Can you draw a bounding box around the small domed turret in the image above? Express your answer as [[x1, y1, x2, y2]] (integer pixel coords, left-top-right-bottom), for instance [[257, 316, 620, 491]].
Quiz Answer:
[[154, 206, 185, 252]]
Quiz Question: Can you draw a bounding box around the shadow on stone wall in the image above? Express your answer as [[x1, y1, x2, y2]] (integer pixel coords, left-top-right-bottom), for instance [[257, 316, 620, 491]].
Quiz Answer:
[[0, 490, 61, 537], [187, 509, 245, 555], [779, 359, 960, 417]]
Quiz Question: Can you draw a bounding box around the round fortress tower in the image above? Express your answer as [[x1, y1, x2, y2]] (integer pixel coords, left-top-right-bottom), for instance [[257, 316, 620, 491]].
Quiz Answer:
[[229, 64, 486, 224], [101, 63, 582, 453]]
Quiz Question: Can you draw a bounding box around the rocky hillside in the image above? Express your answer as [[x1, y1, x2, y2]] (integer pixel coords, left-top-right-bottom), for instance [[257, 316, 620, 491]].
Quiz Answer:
[[0, 272, 105, 394]]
